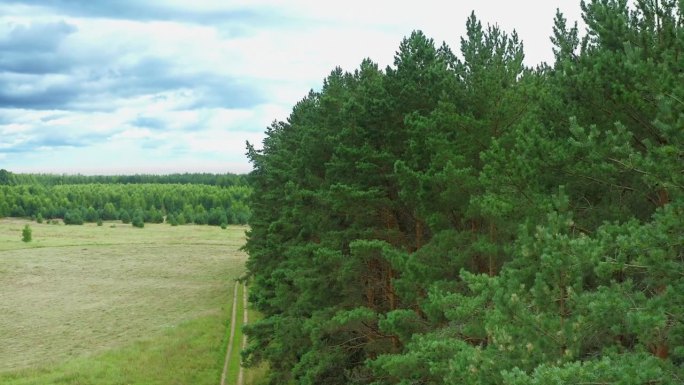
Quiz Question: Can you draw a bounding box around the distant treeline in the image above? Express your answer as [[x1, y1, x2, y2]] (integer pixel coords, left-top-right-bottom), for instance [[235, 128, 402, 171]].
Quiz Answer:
[[0, 169, 247, 187], [0, 170, 251, 226]]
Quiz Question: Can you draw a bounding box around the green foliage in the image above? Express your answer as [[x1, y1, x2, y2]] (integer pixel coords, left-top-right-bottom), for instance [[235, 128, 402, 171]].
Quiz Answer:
[[144, 207, 164, 223], [176, 213, 187, 225], [5, 172, 247, 187], [0, 181, 250, 227], [193, 205, 208, 225], [102, 202, 118, 220], [244, 1, 684, 384], [120, 210, 131, 224], [208, 207, 228, 226], [131, 217, 144, 228], [63, 210, 84, 225], [166, 213, 177, 226], [0, 169, 16, 185], [21, 224, 32, 242], [84, 206, 99, 222], [131, 210, 145, 228]]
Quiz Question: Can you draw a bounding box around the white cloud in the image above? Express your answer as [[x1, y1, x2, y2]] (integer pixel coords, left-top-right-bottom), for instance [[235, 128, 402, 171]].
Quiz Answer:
[[0, 0, 588, 174]]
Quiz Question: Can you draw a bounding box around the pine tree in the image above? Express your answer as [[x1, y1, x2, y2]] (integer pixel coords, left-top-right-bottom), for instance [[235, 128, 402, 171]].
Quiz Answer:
[[244, 2, 683, 383], [21, 224, 32, 242]]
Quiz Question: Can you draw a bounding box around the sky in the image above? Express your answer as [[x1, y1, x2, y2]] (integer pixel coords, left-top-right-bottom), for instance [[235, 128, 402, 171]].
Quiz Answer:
[[0, 0, 585, 175]]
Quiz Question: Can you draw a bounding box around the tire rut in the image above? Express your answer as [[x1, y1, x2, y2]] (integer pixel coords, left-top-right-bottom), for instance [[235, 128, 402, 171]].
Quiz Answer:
[[236, 284, 248, 385], [220, 282, 239, 385]]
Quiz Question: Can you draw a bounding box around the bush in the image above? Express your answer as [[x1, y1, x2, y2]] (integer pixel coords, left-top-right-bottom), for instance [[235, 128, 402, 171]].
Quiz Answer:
[[132, 215, 144, 228], [195, 214, 208, 225], [166, 213, 179, 226], [64, 210, 84, 225], [84, 206, 99, 222], [208, 207, 228, 226], [120, 210, 131, 224], [145, 208, 164, 223], [176, 213, 187, 225], [22, 224, 32, 242], [36, 213, 43, 223], [102, 203, 118, 220]]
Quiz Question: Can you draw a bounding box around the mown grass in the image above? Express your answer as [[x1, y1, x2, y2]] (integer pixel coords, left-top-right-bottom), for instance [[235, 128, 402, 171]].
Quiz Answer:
[[2, 315, 228, 385], [0, 218, 250, 385], [243, 302, 269, 385]]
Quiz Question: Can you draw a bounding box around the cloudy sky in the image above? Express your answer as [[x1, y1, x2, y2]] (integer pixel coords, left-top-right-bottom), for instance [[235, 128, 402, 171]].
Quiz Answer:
[[0, 1, 583, 175]]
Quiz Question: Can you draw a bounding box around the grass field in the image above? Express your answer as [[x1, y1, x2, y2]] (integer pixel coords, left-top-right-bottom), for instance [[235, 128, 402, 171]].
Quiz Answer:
[[0, 218, 263, 385]]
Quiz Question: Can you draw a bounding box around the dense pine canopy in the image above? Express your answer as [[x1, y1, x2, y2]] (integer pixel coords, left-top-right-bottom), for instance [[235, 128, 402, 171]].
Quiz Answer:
[[245, 1, 683, 383]]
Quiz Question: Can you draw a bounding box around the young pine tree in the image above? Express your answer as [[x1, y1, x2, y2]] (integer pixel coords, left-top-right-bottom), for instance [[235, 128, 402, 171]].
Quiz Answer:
[[21, 224, 32, 242]]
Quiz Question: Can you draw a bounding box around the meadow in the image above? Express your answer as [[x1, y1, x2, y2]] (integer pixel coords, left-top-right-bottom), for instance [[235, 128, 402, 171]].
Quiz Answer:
[[0, 218, 262, 385]]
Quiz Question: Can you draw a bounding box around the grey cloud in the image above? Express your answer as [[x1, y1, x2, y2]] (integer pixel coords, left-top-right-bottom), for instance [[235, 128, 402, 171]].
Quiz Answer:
[[0, 2, 268, 115], [0, 53, 266, 111], [170, 143, 190, 154], [40, 112, 68, 122], [127, 56, 265, 108], [0, 130, 109, 153], [34, 133, 85, 147], [113, 57, 265, 108], [0, 90, 76, 109], [0, 20, 78, 75], [7, 0, 275, 28], [0, 52, 75, 74], [131, 115, 165, 130], [0, 75, 81, 109], [0, 20, 77, 52], [0, 110, 18, 125], [140, 139, 162, 150], [184, 80, 265, 110]]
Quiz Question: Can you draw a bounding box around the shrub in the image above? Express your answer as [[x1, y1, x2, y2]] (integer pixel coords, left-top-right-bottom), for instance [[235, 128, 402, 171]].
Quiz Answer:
[[176, 213, 187, 225], [64, 210, 84, 225], [143, 207, 163, 223], [22, 224, 32, 242], [120, 210, 131, 224], [208, 207, 228, 226], [167, 213, 178, 226], [132, 215, 144, 228], [84, 206, 99, 222], [102, 203, 118, 220]]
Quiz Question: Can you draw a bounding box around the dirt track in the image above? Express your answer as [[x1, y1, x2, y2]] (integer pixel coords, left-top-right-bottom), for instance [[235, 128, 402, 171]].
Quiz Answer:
[[220, 282, 239, 385], [236, 284, 249, 385]]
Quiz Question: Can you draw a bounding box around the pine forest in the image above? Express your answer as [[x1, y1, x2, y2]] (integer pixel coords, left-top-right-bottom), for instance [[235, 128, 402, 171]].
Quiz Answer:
[[243, 1, 684, 384]]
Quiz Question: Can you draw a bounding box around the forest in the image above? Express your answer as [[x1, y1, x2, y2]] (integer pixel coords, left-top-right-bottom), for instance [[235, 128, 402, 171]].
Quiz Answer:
[[0, 170, 247, 187], [0, 170, 251, 226], [244, 1, 683, 384]]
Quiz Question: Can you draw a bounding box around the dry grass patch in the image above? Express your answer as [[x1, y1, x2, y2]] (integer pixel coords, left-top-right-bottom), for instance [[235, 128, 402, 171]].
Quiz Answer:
[[0, 219, 247, 384]]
